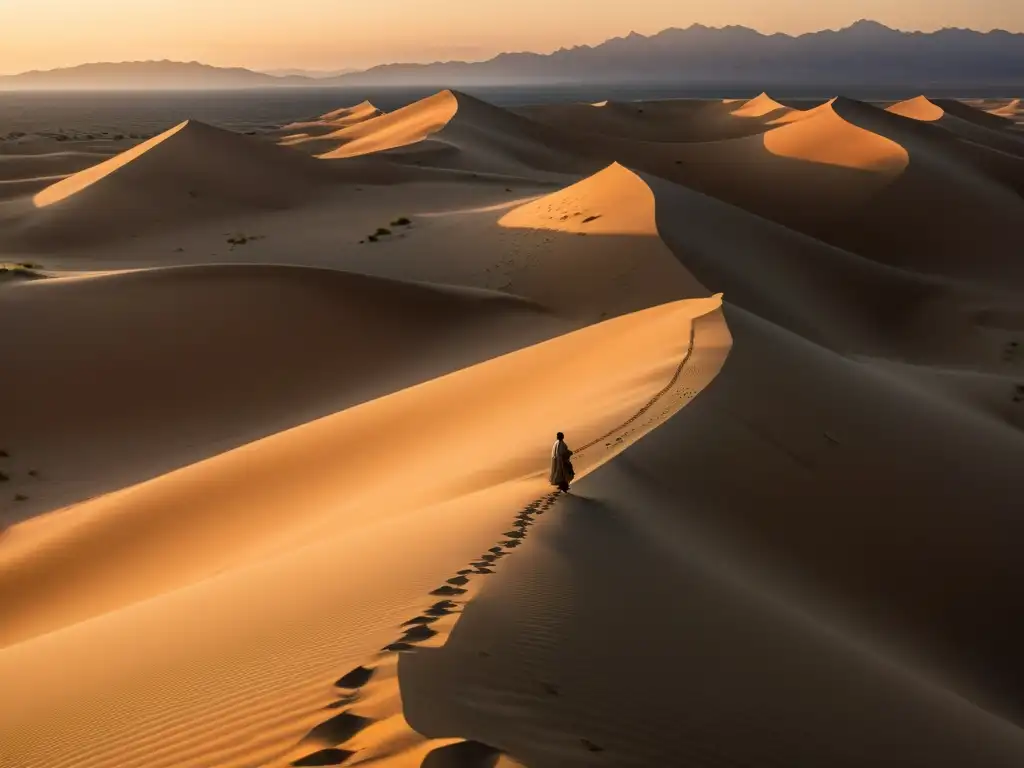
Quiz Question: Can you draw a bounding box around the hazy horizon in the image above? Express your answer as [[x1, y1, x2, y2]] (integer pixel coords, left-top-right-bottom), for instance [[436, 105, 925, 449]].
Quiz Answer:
[[3, 2, 1023, 76]]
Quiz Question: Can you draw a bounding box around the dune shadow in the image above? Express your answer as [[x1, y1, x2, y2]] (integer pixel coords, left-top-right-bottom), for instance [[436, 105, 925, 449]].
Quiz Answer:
[[299, 710, 371, 748], [420, 739, 502, 768]]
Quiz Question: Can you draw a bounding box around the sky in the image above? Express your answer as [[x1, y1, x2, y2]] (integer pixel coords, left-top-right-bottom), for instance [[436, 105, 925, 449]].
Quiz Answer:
[[1, 0, 1022, 75]]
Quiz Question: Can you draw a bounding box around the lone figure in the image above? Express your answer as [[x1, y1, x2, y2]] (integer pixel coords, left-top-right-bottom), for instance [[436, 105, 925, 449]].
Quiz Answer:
[[550, 432, 575, 493]]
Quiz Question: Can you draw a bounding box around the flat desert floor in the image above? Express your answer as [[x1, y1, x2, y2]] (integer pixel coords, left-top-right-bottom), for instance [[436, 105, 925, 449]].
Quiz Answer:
[[2, 91, 1024, 768]]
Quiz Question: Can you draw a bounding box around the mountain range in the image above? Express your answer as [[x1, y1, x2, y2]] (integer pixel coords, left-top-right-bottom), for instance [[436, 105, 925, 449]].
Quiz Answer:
[[2, 21, 1022, 89]]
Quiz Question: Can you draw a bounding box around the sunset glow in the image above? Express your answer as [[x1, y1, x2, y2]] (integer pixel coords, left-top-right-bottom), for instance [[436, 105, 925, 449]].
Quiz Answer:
[[2, 0, 1022, 74]]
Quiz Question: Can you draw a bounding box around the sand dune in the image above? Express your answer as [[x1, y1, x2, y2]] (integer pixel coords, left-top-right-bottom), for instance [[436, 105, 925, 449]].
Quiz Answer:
[[314, 90, 591, 178], [0, 263, 560, 524], [400, 310, 1024, 767], [3, 86, 1023, 768], [13, 120, 335, 246], [277, 101, 384, 144], [517, 94, 793, 142], [987, 98, 1022, 119], [887, 95, 1024, 158], [728, 91, 792, 119], [585, 97, 1024, 285], [0, 294, 726, 767]]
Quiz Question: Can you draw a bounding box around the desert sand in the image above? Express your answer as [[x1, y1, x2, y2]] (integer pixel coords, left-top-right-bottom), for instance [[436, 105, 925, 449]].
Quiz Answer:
[[2, 87, 1024, 768]]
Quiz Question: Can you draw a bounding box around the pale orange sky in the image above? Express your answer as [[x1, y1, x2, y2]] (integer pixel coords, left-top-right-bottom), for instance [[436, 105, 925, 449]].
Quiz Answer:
[[1, 0, 1022, 74]]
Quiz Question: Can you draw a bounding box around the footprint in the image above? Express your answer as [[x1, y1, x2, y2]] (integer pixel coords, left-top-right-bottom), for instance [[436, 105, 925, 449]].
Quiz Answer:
[[447, 575, 470, 586], [302, 711, 371, 746], [323, 695, 357, 710], [334, 666, 374, 689], [402, 624, 438, 642], [421, 739, 502, 767], [430, 586, 467, 597], [503, 540, 521, 548], [402, 615, 439, 627], [473, 567, 494, 574], [457, 569, 474, 575], [383, 641, 416, 653], [503, 531, 524, 539], [426, 600, 458, 616], [292, 748, 355, 766], [581, 739, 605, 753], [541, 682, 560, 696], [488, 547, 504, 554]]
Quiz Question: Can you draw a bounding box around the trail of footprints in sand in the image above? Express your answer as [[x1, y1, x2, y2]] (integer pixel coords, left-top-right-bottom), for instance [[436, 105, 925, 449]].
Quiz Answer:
[[286, 320, 706, 766], [288, 490, 603, 767]]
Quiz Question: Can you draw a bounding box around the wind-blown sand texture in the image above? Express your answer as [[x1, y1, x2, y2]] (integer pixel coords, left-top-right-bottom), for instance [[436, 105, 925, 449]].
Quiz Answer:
[[2, 90, 1024, 768]]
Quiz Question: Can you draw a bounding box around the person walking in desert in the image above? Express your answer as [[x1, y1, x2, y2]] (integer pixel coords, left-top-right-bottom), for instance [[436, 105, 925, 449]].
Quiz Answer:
[[550, 432, 575, 493]]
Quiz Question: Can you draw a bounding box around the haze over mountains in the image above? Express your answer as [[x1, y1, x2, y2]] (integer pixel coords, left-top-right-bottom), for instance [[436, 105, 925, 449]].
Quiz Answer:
[[2, 21, 1023, 89]]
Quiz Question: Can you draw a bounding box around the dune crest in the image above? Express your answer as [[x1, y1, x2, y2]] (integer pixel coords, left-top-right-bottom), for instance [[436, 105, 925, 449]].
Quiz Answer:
[[764, 98, 909, 172], [23, 119, 332, 245], [887, 95, 946, 122], [0, 263, 562, 522], [314, 89, 586, 177], [730, 92, 791, 118], [278, 100, 385, 144]]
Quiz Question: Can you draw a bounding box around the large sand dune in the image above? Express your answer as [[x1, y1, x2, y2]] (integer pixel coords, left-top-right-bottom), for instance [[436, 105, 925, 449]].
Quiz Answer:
[[401, 306, 1024, 764], [556, 96, 1024, 286], [516, 93, 795, 142], [11, 120, 335, 246], [313, 90, 593, 178], [277, 101, 384, 143], [0, 263, 560, 523], [2, 87, 1023, 768]]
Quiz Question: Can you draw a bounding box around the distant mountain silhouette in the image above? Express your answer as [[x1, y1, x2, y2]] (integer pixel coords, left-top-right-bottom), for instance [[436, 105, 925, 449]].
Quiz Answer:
[[1, 22, 1022, 90], [330, 20, 1024, 86], [0, 60, 313, 90], [262, 67, 359, 79]]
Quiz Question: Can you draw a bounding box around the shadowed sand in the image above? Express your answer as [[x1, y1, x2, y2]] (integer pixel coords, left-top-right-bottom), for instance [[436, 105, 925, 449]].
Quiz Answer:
[[1, 90, 1022, 768]]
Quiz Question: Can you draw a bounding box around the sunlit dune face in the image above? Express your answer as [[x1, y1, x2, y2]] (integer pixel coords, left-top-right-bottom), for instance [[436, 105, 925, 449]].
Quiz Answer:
[[887, 96, 945, 122], [498, 163, 657, 236], [316, 91, 458, 160], [763, 102, 910, 173], [729, 93, 790, 119], [33, 121, 189, 208]]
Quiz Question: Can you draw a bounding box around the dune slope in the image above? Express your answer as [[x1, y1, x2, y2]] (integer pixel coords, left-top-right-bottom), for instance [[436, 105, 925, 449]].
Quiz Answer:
[[0, 295, 727, 768], [15, 120, 334, 246], [0, 264, 561, 523], [316, 90, 592, 177], [3, 87, 1023, 768], [398, 304, 1024, 767]]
